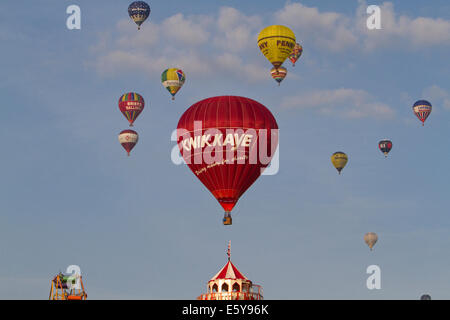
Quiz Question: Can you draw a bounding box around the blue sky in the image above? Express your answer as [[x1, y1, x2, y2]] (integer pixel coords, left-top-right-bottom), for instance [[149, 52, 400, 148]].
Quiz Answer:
[[0, 0, 450, 299]]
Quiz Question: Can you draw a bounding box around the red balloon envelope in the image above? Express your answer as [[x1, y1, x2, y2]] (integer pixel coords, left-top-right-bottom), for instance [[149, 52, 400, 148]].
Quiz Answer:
[[118, 92, 144, 126], [177, 96, 278, 225], [118, 129, 139, 156]]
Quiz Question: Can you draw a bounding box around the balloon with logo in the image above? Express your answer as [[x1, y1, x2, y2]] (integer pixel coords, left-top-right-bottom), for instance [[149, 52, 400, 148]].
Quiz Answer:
[[161, 68, 185, 100], [177, 96, 279, 226], [364, 232, 378, 251], [257, 25, 296, 69], [289, 43, 303, 67], [118, 129, 139, 156], [270, 66, 287, 86], [412, 100, 432, 126], [331, 151, 348, 174], [118, 92, 145, 126], [128, 1, 151, 30], [378, 139, 392, 158]]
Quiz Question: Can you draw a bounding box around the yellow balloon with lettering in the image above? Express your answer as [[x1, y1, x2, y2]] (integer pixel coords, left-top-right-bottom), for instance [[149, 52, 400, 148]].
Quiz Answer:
[[331, 152, 348, 174], [257, 25, 296, 69]]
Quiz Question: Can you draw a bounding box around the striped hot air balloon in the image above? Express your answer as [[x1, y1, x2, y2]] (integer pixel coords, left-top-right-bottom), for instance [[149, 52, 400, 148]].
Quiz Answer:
[[270, 66, 287, 86], [118, 92, 145, 126], [289, 43, 303, 67], [412, 100, 432, 126]]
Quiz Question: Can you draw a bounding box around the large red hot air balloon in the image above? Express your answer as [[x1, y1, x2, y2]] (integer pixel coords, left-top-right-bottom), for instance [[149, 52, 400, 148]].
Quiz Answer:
[[177, 96, 279, 225]]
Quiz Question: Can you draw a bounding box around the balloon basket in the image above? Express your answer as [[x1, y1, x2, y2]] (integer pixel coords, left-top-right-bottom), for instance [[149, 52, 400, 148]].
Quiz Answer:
[[223, 212, 232, 226]]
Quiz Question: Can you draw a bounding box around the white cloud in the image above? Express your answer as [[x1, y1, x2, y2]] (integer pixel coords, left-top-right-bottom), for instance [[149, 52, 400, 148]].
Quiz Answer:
[[280, 88, 395, 119], [214, 7, 263, 52], [357, 1, 450, 50], [274, 1, 450, 52], [90, 8, 267, 83], [274, 2, 358, 52], [161, 13, 212, 46]]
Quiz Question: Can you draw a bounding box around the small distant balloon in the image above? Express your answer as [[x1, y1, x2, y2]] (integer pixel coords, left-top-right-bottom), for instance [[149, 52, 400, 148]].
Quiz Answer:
[[412, 100, 432, 126], [420, 294, 431, 300], [289, 43, 303, 67], [128, 1, 150, 30], [364, 232, 378, 251], [378, 139, 392, 158], [118, 129, 139, 156], [331, 152, 348, 174], [270, 66, 287, 86]]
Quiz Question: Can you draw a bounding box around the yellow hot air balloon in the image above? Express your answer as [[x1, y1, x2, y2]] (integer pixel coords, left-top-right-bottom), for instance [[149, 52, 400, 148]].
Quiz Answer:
[[161, 68, 186, 100], [331, 151, 348, 174], [364, 232, 378, 251], [257, 25, 296, 69]]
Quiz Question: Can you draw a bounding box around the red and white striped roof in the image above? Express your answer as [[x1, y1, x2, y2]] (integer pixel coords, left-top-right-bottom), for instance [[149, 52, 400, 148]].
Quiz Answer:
[[210, 260, 248, 282]]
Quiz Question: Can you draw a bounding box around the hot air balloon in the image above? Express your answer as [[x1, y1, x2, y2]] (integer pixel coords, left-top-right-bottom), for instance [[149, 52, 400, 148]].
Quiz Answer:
[[331, 152, 348, 174], [270, 66, 287, 86], [413, 100, 432, 126], [161, 68, 185, 100], [378, 139, 392, 158], [257, 25, 296, 69], [118, 129, 139, 156], [289, 43, 303, 67], [118, 92, 145, 126], [128, 1, 150, 30], [420, 294, 431, 300], [177, 96, 279, 225], [364, 232, 378, 251]]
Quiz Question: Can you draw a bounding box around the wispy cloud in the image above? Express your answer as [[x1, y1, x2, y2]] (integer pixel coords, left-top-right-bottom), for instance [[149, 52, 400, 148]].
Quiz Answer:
[[356, 1, 450, 50], [274, 2, 358, 52], [280, 88, 395, 119]]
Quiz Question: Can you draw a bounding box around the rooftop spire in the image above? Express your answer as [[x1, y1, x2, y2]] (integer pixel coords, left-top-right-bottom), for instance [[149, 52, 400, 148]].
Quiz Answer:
[[227, 241, 231, 261]]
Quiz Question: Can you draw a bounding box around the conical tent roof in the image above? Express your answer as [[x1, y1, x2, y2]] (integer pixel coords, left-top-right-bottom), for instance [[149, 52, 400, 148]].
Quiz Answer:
[[209, 260, 248, 282]]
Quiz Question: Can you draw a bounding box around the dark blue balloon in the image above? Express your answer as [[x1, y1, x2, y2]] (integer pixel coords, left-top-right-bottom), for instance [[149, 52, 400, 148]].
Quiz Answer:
[[128, 1, 151, 29]]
